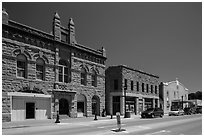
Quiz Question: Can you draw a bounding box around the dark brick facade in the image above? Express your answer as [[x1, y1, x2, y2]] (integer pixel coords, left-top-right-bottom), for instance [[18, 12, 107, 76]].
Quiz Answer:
[[2, 9, 106, 122], [105, 65, 160, 115]]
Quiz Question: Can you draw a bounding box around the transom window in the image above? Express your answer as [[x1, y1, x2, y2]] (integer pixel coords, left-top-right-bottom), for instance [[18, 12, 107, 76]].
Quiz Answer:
[[36, 58, 45, 80], [81, 67, 87, 85], [59, 59, 69, 83], [17, 54, 27, 78]]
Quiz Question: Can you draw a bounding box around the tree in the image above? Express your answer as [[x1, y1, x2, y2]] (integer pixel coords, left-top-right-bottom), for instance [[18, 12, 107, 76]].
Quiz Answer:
[[188, 91, 202, 100], [195, 91, 202, 100]]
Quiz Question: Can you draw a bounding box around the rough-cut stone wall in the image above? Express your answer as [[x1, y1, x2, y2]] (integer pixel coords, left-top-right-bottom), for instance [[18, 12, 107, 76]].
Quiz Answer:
[[71, 56, 106, 116], [2, 30, 55, 121], [2, 12, 106, 121]]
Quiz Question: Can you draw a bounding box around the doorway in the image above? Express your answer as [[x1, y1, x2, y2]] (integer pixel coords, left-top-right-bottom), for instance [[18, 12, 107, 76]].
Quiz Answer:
[[26, 102, 35, 119], [59, 98, 69, 115]]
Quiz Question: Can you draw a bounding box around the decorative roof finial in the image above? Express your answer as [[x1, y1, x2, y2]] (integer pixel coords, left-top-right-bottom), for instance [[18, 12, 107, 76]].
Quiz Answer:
[[176, 78, 179, 85], [69, 18, 74, 25], [54, 11, 60, 19]]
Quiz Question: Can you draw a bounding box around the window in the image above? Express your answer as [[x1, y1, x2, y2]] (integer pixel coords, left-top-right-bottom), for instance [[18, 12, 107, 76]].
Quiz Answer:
[[81, 67, 87, 85], [174, 92, 176, 98], [151, 85, 153, 93], [131, 81, 134, 91], [91, 70, 97, 87], [146, 84, 149, 93], [36, 58, 45, 80], [59, 60, 69, 83], [17, 54, 27, 78], [155, 85, 157, 94], [124, 79, 127, 90], [114, 79, 118, 90], [136, 81, 139, 91], [167, 91, 169, 97], [142, 83, 144, 92]]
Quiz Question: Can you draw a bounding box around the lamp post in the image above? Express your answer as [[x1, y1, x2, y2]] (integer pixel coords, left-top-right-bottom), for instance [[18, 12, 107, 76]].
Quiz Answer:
[[124, 84, 127, 118]]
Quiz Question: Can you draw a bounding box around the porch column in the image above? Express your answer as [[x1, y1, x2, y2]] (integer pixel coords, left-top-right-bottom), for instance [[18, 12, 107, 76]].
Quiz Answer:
[[157, 99, 159, 108], [135, 97, 139, 115], [152, 98, 155, 108], [120, 96, 125, 115], [142, 98, 145, 111], [109, 95, 113, 115]]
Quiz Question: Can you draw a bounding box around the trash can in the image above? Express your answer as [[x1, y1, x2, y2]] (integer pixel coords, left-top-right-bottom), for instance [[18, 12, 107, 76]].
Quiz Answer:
[[125, 111, 131, 118]]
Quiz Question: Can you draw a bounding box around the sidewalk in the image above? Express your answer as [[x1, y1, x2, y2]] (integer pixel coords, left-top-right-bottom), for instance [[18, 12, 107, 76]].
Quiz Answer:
[[2, 115, 141, 129]]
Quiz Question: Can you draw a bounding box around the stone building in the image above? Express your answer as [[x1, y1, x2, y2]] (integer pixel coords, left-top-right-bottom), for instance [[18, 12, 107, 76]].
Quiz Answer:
[[105, 65, 160, 116], [159, 78, 189, 114], [2, 9, 106, 122]]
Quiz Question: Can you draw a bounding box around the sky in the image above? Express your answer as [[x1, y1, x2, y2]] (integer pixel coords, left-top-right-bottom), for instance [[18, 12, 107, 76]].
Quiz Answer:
[[2, 2, 202, 93]]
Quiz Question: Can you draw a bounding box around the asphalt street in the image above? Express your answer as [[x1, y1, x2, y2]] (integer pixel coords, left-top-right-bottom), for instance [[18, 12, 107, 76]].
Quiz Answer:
[[2, 114, 202, 135]]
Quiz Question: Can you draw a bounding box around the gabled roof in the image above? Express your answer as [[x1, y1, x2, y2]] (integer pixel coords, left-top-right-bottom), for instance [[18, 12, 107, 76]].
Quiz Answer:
[[163, 78, 188, 91]]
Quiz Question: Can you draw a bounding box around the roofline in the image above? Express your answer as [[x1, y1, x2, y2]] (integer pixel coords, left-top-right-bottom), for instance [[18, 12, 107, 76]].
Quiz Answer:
[[3, 19, 106, 59], [163, 80, 189, 90], [108, 65, 159, 78]]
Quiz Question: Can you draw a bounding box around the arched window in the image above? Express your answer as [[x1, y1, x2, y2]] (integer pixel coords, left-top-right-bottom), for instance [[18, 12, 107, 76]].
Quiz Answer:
[[59, 59, 69, 83], [17, 54, 27, 78], [91, 69, 97, 87], [81, 67, 87, 85], [36, 58, 45, 80]]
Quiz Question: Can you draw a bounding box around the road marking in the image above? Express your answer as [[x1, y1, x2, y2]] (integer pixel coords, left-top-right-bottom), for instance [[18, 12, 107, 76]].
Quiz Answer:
[[148, 130, 171, 135], [97, 124, 126, 129]]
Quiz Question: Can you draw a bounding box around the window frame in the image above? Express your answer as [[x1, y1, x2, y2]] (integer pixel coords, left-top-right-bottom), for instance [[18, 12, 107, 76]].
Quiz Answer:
[[36, 58, 45, 81], [131, 80, 134, 91], [16, 54, 27, 78], [91, 69, 97, 87], [58, 60, 70, 83], [81, 67, 87, 86], [114, 79, 118, 90]]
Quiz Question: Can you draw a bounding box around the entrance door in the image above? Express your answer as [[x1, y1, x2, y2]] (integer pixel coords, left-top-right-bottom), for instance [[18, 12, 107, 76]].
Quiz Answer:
[[26, 102, 35, 119], [59, 98, 69, 115]]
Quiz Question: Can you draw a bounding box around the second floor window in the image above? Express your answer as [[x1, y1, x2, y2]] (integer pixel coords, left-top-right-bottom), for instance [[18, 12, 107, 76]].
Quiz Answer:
[[142, 83, 144, 92], [146, 84, 149, 93], [137, 81, 139, 91], [91, 70, 97, 87], [36, 58, 45, 80], [124, 79, 127, 90], [114, 79, 118, 90], [59, 59, 69, 83], [151, 85, 153, 93], [131, 81, 134, 91], [81, 67, 87, 85], [155, 85, 157, 94], [17, 54, 27, 78]]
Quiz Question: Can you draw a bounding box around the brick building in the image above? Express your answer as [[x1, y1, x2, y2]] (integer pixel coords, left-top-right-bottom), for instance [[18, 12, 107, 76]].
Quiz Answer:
[[159, 78, 189, 114], [105, 65, 160, 116], [2, 9, 106, 122]]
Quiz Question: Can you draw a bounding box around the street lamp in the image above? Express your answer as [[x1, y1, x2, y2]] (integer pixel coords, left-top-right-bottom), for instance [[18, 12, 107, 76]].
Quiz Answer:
[[124, 84, 127, 118]]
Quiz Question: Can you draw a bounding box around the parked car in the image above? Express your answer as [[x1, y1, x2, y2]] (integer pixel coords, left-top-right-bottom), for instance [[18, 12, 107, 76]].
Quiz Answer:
[[196, 106, 202, 114], [141, 108, 164, 118], [169, 108, 184, 116]]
